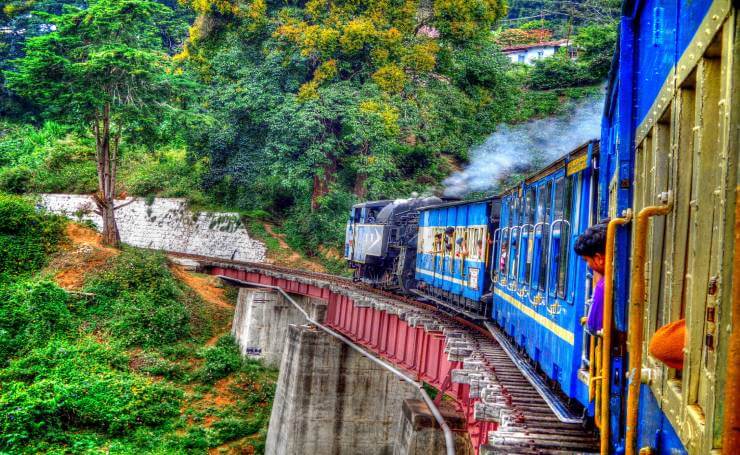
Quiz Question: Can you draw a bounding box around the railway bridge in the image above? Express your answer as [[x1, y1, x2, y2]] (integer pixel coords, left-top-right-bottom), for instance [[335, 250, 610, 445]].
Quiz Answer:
[[192, 258, 599, 455]]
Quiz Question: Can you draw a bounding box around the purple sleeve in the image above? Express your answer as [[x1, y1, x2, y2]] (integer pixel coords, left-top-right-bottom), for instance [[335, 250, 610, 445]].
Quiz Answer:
[[587, 277, 605, 333]]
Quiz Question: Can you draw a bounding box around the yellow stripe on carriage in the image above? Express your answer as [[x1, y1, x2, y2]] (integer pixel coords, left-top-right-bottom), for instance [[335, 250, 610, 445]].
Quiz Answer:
[[494, 289, 574, 346]]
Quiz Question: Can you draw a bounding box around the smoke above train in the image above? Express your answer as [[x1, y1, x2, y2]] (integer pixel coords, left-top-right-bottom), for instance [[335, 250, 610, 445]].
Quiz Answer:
[[443, 93, 604, 197]]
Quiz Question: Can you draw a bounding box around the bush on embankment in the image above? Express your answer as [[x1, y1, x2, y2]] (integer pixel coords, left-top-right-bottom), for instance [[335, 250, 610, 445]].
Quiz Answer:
[[0, 193, 65, 278], [0, 194, 277, 453]]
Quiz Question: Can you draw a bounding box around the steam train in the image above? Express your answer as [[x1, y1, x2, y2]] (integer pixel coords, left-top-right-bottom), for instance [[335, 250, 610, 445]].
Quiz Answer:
[[345, 0, 739, 452]]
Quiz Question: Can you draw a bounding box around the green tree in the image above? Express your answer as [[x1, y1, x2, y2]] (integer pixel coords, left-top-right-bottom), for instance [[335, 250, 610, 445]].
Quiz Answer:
[[5, 0, 193, 246], [574, 23, 617, 79], [180, 0, 513, 253]]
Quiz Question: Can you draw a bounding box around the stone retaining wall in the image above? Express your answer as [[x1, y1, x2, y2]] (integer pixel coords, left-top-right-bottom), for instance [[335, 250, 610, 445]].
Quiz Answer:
[[38, 194, 266, 262]]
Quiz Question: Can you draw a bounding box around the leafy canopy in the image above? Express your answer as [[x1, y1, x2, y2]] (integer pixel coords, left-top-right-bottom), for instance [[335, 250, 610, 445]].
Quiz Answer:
[[4, 0, 192, 144], [182, 0, 514, 251]]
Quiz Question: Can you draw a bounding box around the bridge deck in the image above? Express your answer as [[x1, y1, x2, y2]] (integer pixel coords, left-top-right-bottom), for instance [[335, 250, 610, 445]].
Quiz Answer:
[[186, 256, 599, 455]]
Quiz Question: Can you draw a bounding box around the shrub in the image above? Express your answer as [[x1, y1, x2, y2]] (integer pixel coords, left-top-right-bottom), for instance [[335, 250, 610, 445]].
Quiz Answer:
[[0, 340, 182, 449], [0, 193, 66, 276], [85, 248, 180, 300], [209, 416, 264, 445], [0, 280, 73, 366], [527, 54, 599, 90], [83, 248, 198, 347], [0, 166, 32, 194], [198, 335, 242, 383], [107, 291, 190, 347]]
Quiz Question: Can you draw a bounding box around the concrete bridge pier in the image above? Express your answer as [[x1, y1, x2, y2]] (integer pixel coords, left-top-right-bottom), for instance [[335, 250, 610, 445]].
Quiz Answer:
[[231, 288, 326, 368], [232, 288, 470, 455], [394, 399, 470, 455], [266, 324, 419, 454]]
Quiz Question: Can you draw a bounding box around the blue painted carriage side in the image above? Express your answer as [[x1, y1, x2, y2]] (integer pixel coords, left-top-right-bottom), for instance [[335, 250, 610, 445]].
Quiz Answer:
[[633, 0, 678, 127], [491, 158, 596, 405], [636, 384, 687, 454], [415, 201, 491, 300], [677, 0, 715, 56], [624, 0, 715, 127]]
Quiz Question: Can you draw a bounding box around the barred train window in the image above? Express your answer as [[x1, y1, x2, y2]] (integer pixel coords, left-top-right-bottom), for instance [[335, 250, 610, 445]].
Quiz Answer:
[[523, 189, 535, 285], [509, 197, 520, 280], [537, 182, 552, 292]]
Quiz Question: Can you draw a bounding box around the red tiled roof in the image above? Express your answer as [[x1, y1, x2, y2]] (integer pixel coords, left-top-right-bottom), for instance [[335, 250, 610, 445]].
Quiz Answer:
[[502, 39, 570, 53]]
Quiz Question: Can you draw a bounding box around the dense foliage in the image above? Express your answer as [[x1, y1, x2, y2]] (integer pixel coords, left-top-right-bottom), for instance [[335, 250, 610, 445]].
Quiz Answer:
[[0, 195, 277, 453], [0, 0, 618, 257], [179, 0, 517, 252], [4, 0, 197, 245], [0, 193, 65, 277]]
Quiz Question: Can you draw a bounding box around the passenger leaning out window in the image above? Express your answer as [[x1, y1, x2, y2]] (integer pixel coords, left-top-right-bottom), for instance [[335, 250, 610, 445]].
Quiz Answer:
[[573, 221, 609, 334]]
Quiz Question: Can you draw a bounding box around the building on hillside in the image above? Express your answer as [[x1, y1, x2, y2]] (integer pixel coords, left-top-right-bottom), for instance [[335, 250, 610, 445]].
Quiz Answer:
[[502, 39, 571, 65]]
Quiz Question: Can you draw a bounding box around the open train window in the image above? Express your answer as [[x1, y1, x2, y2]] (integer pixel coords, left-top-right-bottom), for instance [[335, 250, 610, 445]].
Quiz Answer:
[[549, 176, 571, 299], [499, 201, 512, 278], [559, 176, 574, 299], [548, 175, 573, 300]]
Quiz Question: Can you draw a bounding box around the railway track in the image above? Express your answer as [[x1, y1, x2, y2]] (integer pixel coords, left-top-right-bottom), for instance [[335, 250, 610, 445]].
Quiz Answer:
[[174, 254, 600, 454]]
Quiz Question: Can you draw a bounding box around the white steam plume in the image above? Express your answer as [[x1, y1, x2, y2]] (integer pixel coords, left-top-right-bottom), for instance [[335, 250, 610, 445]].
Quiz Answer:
[[443, 94, 605, 197]]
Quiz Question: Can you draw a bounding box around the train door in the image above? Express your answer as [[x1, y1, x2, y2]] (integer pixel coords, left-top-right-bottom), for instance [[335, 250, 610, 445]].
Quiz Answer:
[[630, 23, 736, 454]]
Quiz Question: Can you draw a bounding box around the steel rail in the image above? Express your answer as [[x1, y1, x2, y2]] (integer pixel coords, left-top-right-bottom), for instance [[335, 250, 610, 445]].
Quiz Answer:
[[217, 276, 457, 455]]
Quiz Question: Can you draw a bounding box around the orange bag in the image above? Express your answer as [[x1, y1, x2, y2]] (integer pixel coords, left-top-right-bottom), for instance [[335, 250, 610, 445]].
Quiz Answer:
[[648, 319, 686, 370]]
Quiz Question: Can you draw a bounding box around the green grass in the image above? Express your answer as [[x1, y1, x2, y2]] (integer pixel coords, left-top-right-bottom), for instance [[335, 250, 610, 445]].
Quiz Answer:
[[0, 195, 278, 454]]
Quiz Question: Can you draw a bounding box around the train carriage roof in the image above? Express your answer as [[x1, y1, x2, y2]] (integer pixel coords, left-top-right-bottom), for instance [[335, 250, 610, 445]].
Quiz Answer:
[[499, 139, 598, 197], [417, 196, 497, 212]]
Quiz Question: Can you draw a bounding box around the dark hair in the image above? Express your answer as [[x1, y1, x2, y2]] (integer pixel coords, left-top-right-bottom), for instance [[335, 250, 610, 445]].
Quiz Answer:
[[573, 221, 609, 257]]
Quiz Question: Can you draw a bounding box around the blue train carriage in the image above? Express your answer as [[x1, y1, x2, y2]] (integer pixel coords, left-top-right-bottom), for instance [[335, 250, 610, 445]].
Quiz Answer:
[[490, 140, 600, 411], [414, 197, 500, 318], [345, 197, 443, 291], [599, 0, 738, 452]]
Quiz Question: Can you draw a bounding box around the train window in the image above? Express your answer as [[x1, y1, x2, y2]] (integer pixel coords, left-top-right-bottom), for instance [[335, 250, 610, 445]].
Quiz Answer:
[[509, 197, 520, 280], [558, 176, 574, 299], [523, 189, 535, 285], [537, 182, 552, 292], [548, 177, 570, 298], [499, 202, 511, 278]]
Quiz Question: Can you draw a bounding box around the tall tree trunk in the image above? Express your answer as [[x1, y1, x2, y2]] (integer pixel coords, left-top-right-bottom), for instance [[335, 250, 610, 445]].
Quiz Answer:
[[93, 103, 121, 247], [311, 157, 337, 211], [353, 172, 367, 199], [353, 141, 369, 199]]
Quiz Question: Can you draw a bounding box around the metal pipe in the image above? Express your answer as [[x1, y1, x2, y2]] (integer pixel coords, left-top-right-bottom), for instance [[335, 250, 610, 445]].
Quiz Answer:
[[600, 211, 632, 454], [722, 186, 740, 454], [625, 204, 671, 455], [220, 277, 457, 455]]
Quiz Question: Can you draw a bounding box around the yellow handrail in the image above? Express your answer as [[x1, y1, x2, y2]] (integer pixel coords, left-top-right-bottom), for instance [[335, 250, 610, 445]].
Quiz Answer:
[[593, 336, 602, 428], [625, 204, 672, 455], [600, 212, 633, 454]]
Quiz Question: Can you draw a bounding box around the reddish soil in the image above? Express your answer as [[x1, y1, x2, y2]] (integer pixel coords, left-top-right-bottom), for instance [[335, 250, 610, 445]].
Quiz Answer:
[[171, 266, 233, 310], [48, 224, 119, 290], [262, 223, 326, 273]]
